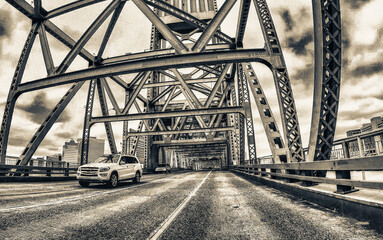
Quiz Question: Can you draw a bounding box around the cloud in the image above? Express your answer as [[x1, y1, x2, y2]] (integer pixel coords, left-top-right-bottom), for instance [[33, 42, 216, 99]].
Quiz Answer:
[[351, 62, 383, 78], [0, 9, 16, 56], [55, 131, 74, 140], [0, 9, 14, 38], [8, 130, 30, 147], [347, 0, 373, 9], [57, 109, 72, 123], [292, 65, 314, 88], [280, 9, 294, 32], [17, 92, 71, 124], [287, 32, 313, 56]]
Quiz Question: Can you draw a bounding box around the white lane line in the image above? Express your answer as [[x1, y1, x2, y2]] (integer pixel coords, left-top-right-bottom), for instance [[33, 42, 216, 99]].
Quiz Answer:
[[147, 171, 212, 240], [0, 173, 187, 212]]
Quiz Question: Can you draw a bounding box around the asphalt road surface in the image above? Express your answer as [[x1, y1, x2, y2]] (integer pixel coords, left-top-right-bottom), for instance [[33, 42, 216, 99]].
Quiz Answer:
[[0, 171, 382, 239]]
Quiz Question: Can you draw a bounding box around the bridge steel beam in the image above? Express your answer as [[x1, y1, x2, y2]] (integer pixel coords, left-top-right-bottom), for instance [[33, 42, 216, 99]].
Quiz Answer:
[[308, 0, 342, 162], [125, 127, 234, 137], [91, 107, 245, 124], [17, 49, 280, 93], [253, 0, 304, 162]]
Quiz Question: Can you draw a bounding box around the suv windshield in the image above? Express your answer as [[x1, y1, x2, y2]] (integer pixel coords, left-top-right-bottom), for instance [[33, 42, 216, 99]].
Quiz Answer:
[[92, 154, 120, 163], [157, 164, 167, 167]]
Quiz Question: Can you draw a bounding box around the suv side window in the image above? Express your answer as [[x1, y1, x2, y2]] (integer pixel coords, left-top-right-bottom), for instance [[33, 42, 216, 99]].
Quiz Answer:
[[120, 156, 128, 164], [126, 157, 137, 164]]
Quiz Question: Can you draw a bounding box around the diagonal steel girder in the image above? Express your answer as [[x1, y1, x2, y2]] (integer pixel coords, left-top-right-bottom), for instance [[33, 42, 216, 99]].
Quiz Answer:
[[308, 0, 342, 161], [10, 0, 120, 165], [254, 0, 304, 162], [192, 0, 237, 52], [96, 79, 118, 155], [56, 0, 120, 73], [143, 0, 233, 44], [46, 0, 106, 19], [6, 0, 96, 62], [0, 22, 40, 163], [132, 0, 189, 54]]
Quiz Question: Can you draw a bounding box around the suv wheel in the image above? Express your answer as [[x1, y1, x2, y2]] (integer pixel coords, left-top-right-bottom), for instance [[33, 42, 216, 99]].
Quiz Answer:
[[108, 172, 118, 188], [79, 181, 90, 187], [133, 172, 141, 183]]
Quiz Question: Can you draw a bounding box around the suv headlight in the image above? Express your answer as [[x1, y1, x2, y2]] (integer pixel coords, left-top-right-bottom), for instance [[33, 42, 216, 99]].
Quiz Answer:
[[99, 167, 110, 172]]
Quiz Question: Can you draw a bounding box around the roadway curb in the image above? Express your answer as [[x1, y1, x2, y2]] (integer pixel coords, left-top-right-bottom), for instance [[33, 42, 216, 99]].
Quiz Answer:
[[231, 170, 383, 233]]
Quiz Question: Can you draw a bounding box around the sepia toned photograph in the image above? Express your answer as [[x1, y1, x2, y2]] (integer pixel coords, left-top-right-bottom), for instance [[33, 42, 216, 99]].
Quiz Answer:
[[0, 0, 382, 239]]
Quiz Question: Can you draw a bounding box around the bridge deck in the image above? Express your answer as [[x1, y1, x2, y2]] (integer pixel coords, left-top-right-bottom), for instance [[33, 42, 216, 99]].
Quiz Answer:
[[1, 171, 382, 239]]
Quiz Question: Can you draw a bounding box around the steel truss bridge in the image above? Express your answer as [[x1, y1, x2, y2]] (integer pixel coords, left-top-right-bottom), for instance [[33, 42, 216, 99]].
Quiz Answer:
[[2, 0, 383, 237], [1, 0, 341, 169]]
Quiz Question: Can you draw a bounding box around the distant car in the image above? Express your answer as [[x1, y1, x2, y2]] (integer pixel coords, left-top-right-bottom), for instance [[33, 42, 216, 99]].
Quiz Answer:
[[77, 154, 143, 188], [155, 163, 171, 173]]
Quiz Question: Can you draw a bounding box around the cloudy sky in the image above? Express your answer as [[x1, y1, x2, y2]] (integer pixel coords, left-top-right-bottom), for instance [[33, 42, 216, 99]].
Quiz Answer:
[[0, 0, 382, 158]]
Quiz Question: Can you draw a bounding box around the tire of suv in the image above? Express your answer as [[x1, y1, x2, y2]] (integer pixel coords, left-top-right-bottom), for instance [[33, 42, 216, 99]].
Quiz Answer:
[[108, 172, 118, 188], [79, 181, 90, 187], [133, 172, 141, 183]]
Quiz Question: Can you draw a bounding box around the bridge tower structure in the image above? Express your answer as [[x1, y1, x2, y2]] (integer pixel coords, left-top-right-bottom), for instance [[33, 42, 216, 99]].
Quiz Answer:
[[1, 0, 341, 168]]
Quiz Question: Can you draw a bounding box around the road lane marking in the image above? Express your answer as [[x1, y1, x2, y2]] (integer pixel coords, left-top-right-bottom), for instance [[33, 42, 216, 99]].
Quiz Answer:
[[147, 171, 212, 240], [0, 173, 192, 212]]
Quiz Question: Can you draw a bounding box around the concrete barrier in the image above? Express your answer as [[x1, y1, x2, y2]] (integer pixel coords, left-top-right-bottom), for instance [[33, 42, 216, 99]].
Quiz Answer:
[[232, 169, 383, 233]]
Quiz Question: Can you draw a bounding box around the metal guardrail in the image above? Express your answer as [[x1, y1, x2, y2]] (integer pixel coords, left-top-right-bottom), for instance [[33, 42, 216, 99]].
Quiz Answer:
[[0, 164, 78, 177], [230, 155, 383, 192]]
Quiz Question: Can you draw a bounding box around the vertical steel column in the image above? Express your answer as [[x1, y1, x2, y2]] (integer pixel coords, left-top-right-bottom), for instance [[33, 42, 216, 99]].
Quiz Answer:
[[80, 80, 97, 165], [122, 89, 130, 154], [96, 79, 118, 154], [227, 87, 237, 165], [237, 64, 257, 164], [129, 121, 144, 155], [146, 13, 161, 169], [0, 22, 40, 163]]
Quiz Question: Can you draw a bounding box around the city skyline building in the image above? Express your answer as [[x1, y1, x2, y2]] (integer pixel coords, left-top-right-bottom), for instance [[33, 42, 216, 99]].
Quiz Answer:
[[62, 139, 80, 166], [62, 137, 105, 166], [346, 116, 383, 137]]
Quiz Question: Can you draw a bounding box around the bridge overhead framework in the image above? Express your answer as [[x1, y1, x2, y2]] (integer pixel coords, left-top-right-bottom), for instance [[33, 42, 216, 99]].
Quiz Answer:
[[1, 0, 341, 170]]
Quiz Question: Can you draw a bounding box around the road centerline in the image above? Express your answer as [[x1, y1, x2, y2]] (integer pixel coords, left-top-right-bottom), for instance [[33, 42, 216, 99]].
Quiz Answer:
[[147, 170, 212, 240]]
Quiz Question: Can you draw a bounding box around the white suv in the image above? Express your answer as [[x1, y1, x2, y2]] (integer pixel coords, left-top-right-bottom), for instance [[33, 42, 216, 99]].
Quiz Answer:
[[77, 154, 143, 187]]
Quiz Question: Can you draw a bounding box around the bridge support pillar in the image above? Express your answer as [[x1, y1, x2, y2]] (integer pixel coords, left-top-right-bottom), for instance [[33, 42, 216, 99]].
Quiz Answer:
[[335, 170, 358, 194], [341, 142, 350, 159], [301, 170, 315, 186], [270, 169, 277, 179], [285, 170, 300, 183], [148, 144, 159, 171], [261, 168, 267, 176]]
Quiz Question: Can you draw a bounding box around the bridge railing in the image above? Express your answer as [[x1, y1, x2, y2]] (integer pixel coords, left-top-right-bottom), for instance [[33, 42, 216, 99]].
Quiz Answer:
[[0, 164, 78, 177], [230, 155, 383, 193]]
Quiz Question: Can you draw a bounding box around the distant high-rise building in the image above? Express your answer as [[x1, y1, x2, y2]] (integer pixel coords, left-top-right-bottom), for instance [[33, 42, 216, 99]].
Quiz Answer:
[[62, 137, 105, 166], [62, 139, 80, 166], [77, 137, 105, 164]]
